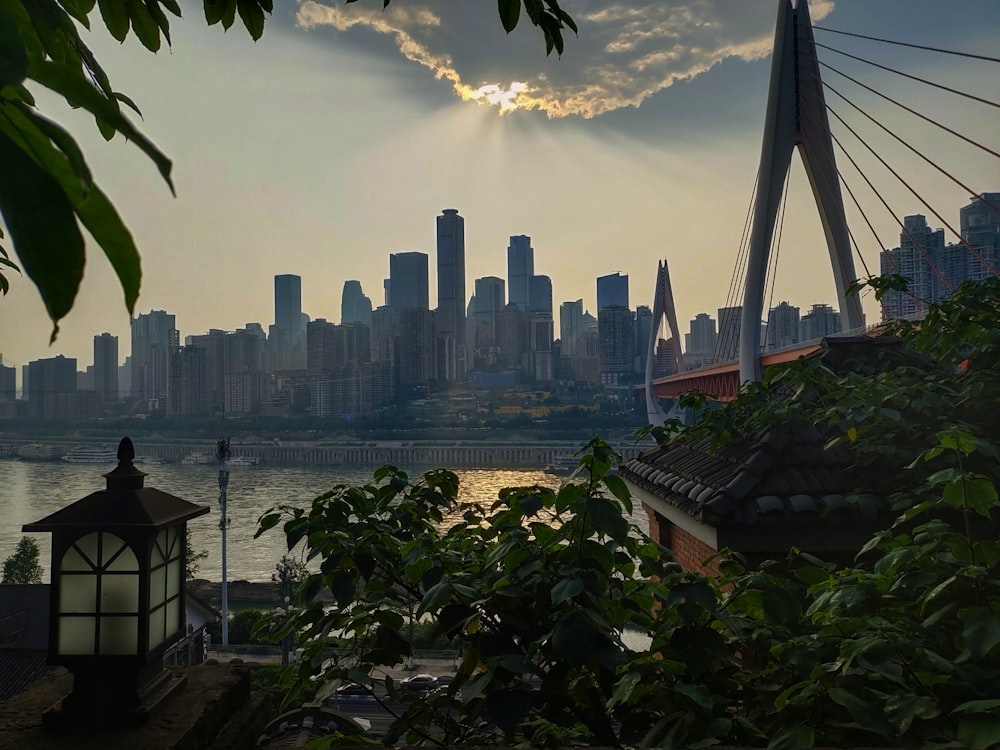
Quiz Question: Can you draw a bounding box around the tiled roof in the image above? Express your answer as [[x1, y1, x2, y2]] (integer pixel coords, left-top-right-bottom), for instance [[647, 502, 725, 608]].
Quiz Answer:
[[622, 337, 904, 528]]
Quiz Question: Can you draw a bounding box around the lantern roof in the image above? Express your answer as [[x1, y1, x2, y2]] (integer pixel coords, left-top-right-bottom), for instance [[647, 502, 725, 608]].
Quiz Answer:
[[23, 438, 210, 532]]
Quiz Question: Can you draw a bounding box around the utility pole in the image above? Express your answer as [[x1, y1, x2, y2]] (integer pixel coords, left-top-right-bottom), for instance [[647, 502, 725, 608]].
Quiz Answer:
[[217, 437, 231, 646]]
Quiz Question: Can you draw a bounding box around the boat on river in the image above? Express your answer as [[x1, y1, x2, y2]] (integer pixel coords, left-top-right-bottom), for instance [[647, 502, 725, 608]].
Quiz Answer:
[[62, 445, 118, 463]]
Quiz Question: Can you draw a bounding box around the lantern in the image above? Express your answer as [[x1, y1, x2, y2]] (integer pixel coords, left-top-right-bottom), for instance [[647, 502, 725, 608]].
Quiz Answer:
[[23, 437, 210, 726]]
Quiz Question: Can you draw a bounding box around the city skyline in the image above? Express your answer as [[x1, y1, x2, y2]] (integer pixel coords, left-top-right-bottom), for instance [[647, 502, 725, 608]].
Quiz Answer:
[[0, 2, 997, 369]]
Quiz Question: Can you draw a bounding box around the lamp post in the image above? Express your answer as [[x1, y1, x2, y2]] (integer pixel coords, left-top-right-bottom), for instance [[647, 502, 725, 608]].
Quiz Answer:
[[23, 437, 209, 727]]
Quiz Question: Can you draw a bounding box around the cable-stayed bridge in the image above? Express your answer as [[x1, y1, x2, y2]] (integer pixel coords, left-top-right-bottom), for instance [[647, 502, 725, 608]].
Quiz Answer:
[[643, 0, 999, 418]]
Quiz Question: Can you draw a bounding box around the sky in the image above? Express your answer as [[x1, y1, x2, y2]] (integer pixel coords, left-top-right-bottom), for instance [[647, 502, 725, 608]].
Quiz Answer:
[[1, 0, 998, 371]]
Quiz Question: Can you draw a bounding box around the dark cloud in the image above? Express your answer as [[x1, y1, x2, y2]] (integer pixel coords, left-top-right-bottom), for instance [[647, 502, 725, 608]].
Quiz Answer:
[[295, 0, 835, 117]]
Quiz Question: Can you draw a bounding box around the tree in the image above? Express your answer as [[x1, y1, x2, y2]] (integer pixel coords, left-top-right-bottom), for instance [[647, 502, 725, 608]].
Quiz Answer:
[[1, 536, 43, 584], [185, 532, 208, 579], [0, 0, 576, 339], [257, 278, 1000, 748]]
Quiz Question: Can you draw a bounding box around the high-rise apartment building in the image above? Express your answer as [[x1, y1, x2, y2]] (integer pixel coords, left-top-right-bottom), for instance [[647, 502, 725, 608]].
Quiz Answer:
[[341, 280, 373, 326], [765, 302, 800, 351], [961, 193, 1000, 283], [635, 305, 653, 377], [716, 306, 742, 361], [0, 356, 15, 401], [131, 309, 176, 408], [597, 272, 629, 311], [398, 308, 436, 387], [799, 303, 841, 341], [685, 313, 717, 364], [436, 208, 466, 382], [27, 355, 77, 419], [507, 235, 534, 312], [93, 332, 119, 403], [598, 306, 634, 387], [388, 252, 429, 311], [528, 275, 552, 317]]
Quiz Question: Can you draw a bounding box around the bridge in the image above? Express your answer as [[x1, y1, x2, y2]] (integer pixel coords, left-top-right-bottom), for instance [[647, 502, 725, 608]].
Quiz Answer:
[[641, 0, 998, 420]]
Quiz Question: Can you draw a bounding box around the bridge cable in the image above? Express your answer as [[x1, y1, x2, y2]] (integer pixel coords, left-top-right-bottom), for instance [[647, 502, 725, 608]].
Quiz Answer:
[[812, 26, 1000, 65], [793, 94, 875, 282], [716, 165, 760, 363], [763, 170, 790, 348], [794, 95, 922, 317], [826, 103, 1000, 279], [815, 43, 1000, 110], [819, 61, 1000, 160], [826, 125, 954, 293], [821, 79, 1000, 225]]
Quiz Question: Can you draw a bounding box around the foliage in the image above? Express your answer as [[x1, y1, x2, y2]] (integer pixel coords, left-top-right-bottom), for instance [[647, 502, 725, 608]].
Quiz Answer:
[[207, 607, 269, 645], [185, 533, 208, 579], [258, 278, 1000, 748], [0, 0, 576, 338], [1, 536, 43, 584]]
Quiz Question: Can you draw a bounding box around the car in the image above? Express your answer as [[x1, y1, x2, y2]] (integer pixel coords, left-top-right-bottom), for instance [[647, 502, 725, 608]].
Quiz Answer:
[[334, 683, 371, 696], [399, 673, 438, 692]]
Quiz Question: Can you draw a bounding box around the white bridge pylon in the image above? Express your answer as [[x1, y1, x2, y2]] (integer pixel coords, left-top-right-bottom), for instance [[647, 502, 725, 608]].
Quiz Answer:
[[645, 259, 687, 426], [739, 0, 865, 383]]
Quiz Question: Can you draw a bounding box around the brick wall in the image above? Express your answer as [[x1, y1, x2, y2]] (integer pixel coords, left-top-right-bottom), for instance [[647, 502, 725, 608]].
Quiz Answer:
[[643, 503, 721, 577]]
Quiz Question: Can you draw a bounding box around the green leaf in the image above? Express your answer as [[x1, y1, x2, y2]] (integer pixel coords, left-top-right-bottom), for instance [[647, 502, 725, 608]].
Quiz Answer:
[[27, 60, 174, 194], [0, 8, 28, 86], [236, 0, 264, 40], [0, 131, 84, 338], [828, 687, 894, 735], [498, 0, 519, 33], [962, 606, 1000, 659], [603, 473, 634, 514], [127, 0, 162, 51], [256, 512, 281, 538], [585, 495, 629, 543], [608, 671, 640, 707], [97, 0, 129, 41], [958, 715, 1000, 750], [550, 575, 583, 605], [767, 724, 814, 750], [954, 700, 1000, 715]]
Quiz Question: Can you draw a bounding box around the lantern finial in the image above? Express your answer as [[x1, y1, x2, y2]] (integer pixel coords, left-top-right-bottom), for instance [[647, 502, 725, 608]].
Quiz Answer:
[[117, 437, 135, 464]]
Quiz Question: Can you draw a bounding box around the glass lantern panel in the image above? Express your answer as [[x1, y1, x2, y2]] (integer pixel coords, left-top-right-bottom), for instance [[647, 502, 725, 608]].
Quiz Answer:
[[150, 566, 166, 609], [148, 609, 166, 650], [66, 533, 100, 570], [151, 532, 166, 567], [165, 528, 179, 560], [100, 574, 139, 613], [100, 616, 138, 655], [105, 542, 139, 573], [60, 576, 97, 613], [61, 544, 94, 572], [166, 557, 181, 599], [59, 616, 95, 655], [165, 598, 181, 635]]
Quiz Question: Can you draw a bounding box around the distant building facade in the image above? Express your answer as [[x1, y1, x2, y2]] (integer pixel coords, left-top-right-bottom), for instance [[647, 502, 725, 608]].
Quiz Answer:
[[93, 332, 119, 403], [436, 209, 466, 382], [507, 235, 534, 312]]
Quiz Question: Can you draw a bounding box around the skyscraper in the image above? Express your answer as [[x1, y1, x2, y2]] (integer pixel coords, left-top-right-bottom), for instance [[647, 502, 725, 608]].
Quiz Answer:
[[716, 306, 742, 361], [472, 276, 506, 349], [272, 274, 307, 370], [341, 280, 373, 326], [528, 275, 552, 317], [799, 303, 841, 341], [559, 300, 585, 357], [436, 208, 466, 381], [131, 309, 176, 408], [597, 272, 629, 311], [765, 302, 800, 351], [93, 332, 119, 403], [507, 235, 534, 312], [27, 354, 77, 419], [388, 252, 429, 311]]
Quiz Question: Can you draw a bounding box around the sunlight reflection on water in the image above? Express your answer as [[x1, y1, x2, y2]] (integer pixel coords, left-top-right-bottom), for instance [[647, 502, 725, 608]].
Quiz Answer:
[[1, 460, 649, 582]]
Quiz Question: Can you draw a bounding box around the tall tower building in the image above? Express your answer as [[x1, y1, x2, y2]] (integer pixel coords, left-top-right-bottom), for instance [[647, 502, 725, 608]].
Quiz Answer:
[[528, 275, 552, 317], [0, 355, 16, 401], [93, 332, 119, 403], [272, 274, 306, 370], [559, 300, 585, 357], [27, 355, 77, 419], [436, 208, 466, 382], [388, 252, 429, 311], [131, 309, 176, 408], [507, 235, 534, 312], [341, 280, 373, 326], [597, 272, 629, 311], [799, 303, 841, 341], [472, 276, 506, 349]]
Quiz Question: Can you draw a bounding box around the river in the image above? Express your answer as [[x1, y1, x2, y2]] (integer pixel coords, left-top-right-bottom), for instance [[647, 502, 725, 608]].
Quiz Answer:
[[0, 459, 648, 583]]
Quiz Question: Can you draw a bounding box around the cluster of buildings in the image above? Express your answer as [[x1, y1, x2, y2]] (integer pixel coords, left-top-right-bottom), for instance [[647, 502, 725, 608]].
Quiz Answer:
[[879, 193, 1000, 319], [3, 194, 995, 422]]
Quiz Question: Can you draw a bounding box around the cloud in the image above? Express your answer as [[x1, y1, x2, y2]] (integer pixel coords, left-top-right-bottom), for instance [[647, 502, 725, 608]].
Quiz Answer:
[[295, 0, 835, 118]]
